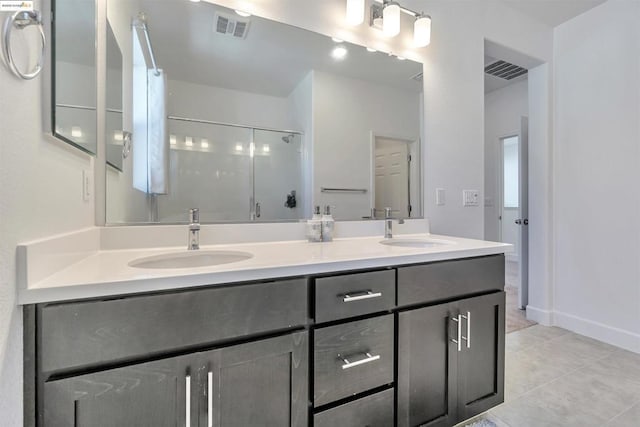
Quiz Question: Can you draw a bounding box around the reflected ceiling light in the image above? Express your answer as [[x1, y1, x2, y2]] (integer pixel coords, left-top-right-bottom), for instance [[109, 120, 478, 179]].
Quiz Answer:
[[71, 126, 82, 138], [331, 45, 348, 60], [170, 134, 177, 145], [235, 10, 251, 17], [366, 1, 432, 48], [201, 139, 209, 149], [113, 131, 124, 142], [345, 0, 365, 26], [235, 144, 243, 152], [185, 136, 193, 147], [263, 144, 270, 153], [366, 47, 377, 52], [332, 37, 344, 43], [382, 1, 401, 38], [414, 14, 431, 47]]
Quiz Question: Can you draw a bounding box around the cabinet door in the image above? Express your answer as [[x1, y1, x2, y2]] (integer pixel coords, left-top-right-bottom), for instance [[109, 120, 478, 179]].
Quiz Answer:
[[456, 292, 505, 420], [200, 331, 308, 427], [43, 355, 196, 427], [397, 303, 458, 427]]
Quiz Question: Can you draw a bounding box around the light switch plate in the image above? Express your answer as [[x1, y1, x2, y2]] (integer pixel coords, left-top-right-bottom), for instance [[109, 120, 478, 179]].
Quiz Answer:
[[463, 190, 479, 207], [436, 188, 445, 206]]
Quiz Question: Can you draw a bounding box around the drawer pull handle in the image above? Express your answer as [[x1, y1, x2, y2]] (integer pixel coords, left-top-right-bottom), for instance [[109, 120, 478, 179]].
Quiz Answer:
[[185, 375, 191, 427], [342, 291, 382, 303], [339, 352, 381, 369]]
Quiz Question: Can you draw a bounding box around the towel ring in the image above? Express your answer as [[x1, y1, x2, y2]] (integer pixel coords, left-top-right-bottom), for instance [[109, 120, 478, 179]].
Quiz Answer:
[[2, 10, 46, 80]]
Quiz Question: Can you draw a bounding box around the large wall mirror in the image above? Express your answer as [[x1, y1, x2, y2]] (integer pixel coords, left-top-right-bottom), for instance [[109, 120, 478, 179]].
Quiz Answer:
[[52, 0, 97, 155], [103, 0, 423, 223]]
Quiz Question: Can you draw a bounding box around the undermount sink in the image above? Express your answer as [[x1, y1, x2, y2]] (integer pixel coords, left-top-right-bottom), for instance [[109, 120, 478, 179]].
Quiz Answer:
[[128, 250, 253, 269], [379, 238, 453, 248]]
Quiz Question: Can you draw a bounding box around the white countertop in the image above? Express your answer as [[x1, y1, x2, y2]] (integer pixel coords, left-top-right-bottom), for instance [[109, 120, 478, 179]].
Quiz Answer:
[[18, 233, 511, 305]]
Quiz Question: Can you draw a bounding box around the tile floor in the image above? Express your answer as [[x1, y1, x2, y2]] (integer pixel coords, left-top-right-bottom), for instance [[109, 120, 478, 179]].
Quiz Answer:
[[462, 325, 640, 427]]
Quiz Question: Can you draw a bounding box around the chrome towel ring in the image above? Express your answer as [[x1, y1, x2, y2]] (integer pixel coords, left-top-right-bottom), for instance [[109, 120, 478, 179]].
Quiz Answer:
[[2, 10, 45, 80]]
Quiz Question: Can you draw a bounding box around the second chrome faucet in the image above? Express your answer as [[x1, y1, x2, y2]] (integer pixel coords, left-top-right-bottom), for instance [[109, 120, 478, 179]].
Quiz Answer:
[[188, 208, 200, 250]]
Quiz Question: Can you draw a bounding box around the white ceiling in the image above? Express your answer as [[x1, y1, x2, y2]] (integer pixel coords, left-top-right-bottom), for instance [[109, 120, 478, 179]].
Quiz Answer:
[[502, 0, 607, 27]]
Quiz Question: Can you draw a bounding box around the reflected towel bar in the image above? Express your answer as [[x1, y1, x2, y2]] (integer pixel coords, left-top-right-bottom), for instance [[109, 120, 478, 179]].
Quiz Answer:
[[321, 187, 368, 193]]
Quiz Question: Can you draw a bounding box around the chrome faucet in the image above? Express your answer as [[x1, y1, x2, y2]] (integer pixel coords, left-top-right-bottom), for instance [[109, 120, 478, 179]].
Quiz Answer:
[[188, 208, 200, 250], [384, 207, 404, 239]]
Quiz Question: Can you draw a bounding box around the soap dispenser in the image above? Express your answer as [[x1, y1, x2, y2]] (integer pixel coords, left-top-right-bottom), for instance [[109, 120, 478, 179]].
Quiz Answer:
[[321, 205, 335, 242], [307, 206, 323, 242]]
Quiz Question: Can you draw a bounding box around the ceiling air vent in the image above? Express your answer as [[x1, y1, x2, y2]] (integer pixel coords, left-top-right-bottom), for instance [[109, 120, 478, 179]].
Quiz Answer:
[[214, 12, 250, 39], [484, 60, 527, 80]]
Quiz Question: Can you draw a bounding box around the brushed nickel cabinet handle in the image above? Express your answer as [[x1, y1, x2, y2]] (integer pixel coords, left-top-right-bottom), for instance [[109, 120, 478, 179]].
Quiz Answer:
[[342, 291, 382, 303], [461, 311, 471, 349], [207, 371, 213, 427], [451, 314, 462, 352], [339, 352, 381, 369], [185, 375, 191, 427]]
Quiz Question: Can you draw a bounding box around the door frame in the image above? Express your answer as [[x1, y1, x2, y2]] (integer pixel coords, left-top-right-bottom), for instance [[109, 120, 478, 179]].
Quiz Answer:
[[370, 131, 420, 219], [497, 133, 519, 258]]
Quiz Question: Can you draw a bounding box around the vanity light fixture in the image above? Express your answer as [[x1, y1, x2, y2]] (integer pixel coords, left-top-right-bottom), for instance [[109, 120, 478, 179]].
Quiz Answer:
[[366, 0, 432, 47], [262, 144, 270, 153], [201, 139, 209, 149], [397, 56, 406, 60], [170, 134, 177, 145], [345, 0, 365, 26], [414, 14, 431, 47], [189, 0, 201, 3], [113, 131, 124, 142], [366, 47, 377, 52], [235, 143, 243, 152], [185, 136, 193, 147], [235, 10, 251, 17], [331, 45, 348, 60]]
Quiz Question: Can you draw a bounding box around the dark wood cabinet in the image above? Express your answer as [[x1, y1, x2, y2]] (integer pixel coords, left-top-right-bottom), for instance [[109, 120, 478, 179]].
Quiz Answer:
[[200, 331, 308, 427], [397, 291, 505, 427]]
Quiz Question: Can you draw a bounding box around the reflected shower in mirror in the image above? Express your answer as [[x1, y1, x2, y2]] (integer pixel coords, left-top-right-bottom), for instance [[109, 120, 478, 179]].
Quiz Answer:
[[103, 0, 423, 224], [53, 0, 97, 155], [106, 21, 125, 171]]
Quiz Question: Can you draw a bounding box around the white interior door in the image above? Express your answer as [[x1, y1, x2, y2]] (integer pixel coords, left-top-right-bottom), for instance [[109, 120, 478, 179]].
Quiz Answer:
[[374, 138, 409, 218], [517, 117, 529, 309]]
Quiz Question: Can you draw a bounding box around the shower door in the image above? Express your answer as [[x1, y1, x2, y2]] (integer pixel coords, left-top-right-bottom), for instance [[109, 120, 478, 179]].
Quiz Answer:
[[253, 129, 305, 221]]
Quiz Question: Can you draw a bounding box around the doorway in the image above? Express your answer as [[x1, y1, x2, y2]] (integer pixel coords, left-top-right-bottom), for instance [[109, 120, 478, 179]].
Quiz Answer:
[[372, 136, 418, 219]]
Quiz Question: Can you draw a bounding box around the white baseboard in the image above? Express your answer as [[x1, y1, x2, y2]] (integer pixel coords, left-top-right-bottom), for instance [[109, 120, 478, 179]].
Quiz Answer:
[[553, 311, 640, 354], [525, 305, 554, 326]]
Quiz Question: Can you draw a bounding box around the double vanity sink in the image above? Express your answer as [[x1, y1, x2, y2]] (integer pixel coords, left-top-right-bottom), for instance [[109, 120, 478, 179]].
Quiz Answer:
[[19, 222, 511, 426], [128, 238, 452, 270]]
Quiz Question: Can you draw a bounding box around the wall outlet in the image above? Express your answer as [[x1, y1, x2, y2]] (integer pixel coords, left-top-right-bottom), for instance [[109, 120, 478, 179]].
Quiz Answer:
[[436, 188, 445, 206], [82, 170, 91, 202], [463, 190, 479, 207]]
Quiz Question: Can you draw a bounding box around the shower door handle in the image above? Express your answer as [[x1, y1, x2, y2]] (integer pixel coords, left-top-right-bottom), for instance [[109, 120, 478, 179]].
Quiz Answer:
[[255, 202, 261, 218]]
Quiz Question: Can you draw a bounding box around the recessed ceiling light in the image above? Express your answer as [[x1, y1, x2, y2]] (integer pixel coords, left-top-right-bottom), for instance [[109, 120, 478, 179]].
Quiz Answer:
[[235, 10, 251, 17], [331, 46, 348, 60], [366, 47, 377, 53], [332, 37, 344, 43]]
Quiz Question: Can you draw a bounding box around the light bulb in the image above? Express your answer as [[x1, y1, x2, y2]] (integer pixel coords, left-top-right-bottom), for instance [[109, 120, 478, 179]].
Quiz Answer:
[[383, 2, 401, 38], [345, 0, 365, 26], [331, 46, 348, 60], [414, 15, 431, 47]]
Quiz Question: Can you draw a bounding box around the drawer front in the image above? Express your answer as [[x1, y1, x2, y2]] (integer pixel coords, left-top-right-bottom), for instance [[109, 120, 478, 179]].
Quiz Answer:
[[314, 388, 394, 427], [397, 255, 504, 307], [314, 314, 394, 406], [315, 270, 395, 323], [40, 279, 308, 373]]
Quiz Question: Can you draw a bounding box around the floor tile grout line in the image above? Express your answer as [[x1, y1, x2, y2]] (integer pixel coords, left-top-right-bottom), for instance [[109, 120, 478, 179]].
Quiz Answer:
[[604, 398, 640, 424]]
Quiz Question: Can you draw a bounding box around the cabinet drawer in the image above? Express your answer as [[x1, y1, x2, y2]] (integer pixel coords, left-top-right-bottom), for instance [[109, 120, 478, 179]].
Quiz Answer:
[[39, 279, 308, 373], [397, 255, 504, 307], [314, 314, 394, 406], [315, 270, 395, 323], [314, 388, 394, 427]]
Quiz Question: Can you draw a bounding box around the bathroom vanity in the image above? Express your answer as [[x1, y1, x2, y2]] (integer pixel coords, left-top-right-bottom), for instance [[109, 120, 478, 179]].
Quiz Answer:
[[21, 232, 507, 427]]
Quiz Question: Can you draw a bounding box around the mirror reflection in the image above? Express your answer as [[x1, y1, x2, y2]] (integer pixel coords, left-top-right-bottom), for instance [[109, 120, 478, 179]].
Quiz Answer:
[[53, 0, 97, 155], [104, 0, 423, 223]]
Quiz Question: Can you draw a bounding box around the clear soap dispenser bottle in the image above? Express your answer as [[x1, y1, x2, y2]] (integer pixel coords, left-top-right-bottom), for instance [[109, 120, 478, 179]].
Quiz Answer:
[[321, 205, 335, 242], [307, 206, 323, 242]]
